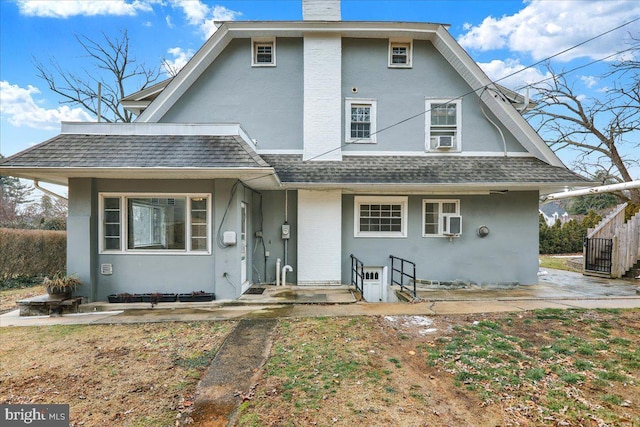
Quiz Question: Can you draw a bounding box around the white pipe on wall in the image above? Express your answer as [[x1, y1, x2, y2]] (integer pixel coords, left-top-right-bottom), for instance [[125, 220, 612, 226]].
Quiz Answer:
[[276, 258, 281, 286], [541, 181, 640, 202], [282, 265, 293, 286]]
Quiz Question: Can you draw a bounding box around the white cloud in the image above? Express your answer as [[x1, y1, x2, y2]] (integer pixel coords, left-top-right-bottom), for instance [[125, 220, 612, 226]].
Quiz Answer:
[[458, 0, 640, 62], [0, 81, 93, 130], [170, 0, 242, 39], [16, 0, 153, 18], [162, 47, 195, 76], [580, 75, 599, 89], [166, 15, 174, 29], [478, 59, 552, 92]]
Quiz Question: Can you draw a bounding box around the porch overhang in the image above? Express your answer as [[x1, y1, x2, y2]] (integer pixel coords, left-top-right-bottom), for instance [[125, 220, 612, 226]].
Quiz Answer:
[[0, 167, 281, 189], [278, 181, 593, 195]]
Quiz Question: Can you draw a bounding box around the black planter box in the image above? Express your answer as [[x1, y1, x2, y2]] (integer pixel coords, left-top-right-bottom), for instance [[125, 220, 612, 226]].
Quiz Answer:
[[140, 293, 178, 303], [108, 294, 143, 303], [178, 293, 215, 302]]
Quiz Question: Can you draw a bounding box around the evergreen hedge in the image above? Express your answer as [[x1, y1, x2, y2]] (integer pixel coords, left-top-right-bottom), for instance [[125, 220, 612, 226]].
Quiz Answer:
[[539, 211, 601, 254], [0, 228, 66, 279]]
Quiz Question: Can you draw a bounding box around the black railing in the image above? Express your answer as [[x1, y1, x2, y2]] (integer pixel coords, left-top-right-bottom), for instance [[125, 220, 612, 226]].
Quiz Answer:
[[584, 237, 613, 274], [389, 255, 416, 297], [350, 254, 364, 297]]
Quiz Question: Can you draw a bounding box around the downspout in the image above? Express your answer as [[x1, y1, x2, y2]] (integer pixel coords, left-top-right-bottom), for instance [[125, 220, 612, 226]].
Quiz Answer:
[[284, 189, 289, 267], [34, 180, 68, 201], [480, 88, 508, 157]]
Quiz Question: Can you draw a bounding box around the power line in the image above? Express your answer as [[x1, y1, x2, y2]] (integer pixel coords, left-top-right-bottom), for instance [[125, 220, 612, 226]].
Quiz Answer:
[[302, 16, 640, 162]]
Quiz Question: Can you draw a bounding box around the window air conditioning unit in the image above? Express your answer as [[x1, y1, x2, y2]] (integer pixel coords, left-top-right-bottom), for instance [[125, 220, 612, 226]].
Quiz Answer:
[[435, 135, 454, 149], [445, 215, 462, 236]]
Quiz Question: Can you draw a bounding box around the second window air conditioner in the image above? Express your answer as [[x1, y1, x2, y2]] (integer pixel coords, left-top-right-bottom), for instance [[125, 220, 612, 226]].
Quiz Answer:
[[444, 215, 462, 235], [435, 135, 454, 149]]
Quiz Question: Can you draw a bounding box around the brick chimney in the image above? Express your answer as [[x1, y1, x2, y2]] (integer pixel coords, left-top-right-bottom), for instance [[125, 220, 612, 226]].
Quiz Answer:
[[302, 0, 341, 21]]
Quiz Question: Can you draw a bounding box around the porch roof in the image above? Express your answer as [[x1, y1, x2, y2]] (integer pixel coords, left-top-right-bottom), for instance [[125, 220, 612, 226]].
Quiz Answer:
[[0, 132, 279, 187], [260, 154, 592, 193]]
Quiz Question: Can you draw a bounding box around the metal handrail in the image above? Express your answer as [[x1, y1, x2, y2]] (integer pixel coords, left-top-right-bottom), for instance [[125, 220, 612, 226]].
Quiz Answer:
[[389, 255, 416, 297], [350, 254, 364, 297]]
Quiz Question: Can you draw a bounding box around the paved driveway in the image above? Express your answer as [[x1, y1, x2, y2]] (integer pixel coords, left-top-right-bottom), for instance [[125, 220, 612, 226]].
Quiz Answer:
[[412, 268, 639, 301]]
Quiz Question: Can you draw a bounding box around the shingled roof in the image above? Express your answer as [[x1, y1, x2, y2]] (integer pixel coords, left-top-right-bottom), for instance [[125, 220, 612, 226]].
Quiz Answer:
[[1, 133, 268, 168], [260, 154, 591, 187]]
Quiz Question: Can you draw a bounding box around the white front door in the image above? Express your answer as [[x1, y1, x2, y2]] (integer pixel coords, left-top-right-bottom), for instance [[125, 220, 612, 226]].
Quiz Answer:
[[240, 202, 249, 292]]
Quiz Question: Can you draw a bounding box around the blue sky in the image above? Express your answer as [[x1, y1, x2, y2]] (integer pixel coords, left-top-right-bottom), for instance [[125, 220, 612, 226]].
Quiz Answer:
[[1, 0, 639, 182]]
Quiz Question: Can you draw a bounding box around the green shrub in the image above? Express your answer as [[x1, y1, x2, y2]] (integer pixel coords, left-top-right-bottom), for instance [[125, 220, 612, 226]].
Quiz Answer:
[[0, 228, 66, 279]]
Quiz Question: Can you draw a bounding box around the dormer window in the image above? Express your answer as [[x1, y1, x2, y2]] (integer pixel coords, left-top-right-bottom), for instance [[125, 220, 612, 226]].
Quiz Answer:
[[252, 38, 276, 66], [388, 40, 412, 68]]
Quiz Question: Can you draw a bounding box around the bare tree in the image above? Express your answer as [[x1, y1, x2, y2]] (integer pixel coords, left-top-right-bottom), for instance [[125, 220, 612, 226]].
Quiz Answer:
[[35, 30, 160, 123], [527, 59, 640, 204]]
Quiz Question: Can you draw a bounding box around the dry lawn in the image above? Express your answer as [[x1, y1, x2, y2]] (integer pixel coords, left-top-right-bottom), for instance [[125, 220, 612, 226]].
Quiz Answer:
[[237, 310, 640, 427], [0, 285, 46, 313], [1, 309, 638, 427], [0, 322, 235, 426]]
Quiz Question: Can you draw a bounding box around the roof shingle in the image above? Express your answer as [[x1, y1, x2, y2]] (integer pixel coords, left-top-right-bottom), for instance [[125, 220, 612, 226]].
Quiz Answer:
[[0, 134, 269, 168]]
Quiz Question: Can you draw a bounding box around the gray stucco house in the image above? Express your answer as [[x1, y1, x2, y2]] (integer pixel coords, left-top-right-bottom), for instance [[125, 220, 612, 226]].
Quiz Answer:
[[0, 0, 589, 302]]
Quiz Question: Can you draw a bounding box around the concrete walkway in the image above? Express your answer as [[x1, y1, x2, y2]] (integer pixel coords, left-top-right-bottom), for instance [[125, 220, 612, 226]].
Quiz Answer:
[[1, 269, 639, 327]]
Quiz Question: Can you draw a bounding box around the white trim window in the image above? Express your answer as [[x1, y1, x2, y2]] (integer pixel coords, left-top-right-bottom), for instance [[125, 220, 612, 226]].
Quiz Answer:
[[99, 193, 211, 254], [388, 40, 412, 68], [345, 98, 377, 143], [252, 38, 276, 66], [423, 199, 460, 237], [425, 99, 461, 151], [355, 196, 407, 238]]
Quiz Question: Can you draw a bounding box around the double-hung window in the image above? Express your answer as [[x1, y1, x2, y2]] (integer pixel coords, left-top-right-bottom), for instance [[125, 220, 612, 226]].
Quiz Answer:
[[423, 199, 461, 237], [426, 99, 461, 151], [100, 194, 211, 254], [252, 38, 276, 66], [354, 196, 407, 238], [345, 98, 377, 143], [388, 40, 412, 68]]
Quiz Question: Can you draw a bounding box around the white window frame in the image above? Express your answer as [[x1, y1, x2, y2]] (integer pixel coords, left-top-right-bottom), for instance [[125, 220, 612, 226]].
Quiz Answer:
[[422, 199, 461, 237], [251, 37, 276, 67], [354, 196, 407, 238], [99, 193, 212, 255], [345, 98, 377, 144], [425, 99, 462, 152], [388, 39, 413, 68]]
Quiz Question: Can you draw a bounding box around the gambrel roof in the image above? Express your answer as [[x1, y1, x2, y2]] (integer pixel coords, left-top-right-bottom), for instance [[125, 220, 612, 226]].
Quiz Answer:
[[127, 20, 563, 168]]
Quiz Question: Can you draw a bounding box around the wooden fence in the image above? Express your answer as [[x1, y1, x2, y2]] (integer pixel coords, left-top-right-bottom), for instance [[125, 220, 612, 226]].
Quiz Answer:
[[586, 203, 640, 278]]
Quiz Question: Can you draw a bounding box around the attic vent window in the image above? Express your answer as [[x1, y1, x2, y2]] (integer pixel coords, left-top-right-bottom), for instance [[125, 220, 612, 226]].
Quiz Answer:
[[388, 40, 413, 68], [252, 38, 276, 66]]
